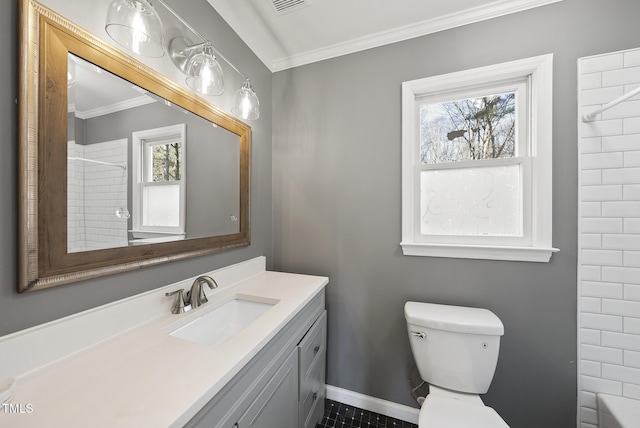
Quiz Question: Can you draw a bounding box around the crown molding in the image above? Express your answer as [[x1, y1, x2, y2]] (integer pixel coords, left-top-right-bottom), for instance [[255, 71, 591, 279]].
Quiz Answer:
[[272, 0, 563, 71], [74, 95, 156, 120]]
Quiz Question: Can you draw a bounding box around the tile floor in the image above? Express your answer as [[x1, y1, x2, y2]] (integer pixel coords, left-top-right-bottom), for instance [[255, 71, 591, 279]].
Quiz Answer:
[[316, 399, 418, 428]]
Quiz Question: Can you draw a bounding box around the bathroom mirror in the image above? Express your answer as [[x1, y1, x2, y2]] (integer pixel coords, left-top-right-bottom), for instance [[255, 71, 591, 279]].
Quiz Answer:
[[18, 0, 251, 292]]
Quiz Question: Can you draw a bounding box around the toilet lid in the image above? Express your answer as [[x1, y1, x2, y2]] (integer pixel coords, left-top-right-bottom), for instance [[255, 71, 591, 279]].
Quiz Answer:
[[420, 395, 509, 428]]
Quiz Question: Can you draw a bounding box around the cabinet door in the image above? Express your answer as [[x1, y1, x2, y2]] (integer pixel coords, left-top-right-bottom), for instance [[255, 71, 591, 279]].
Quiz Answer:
[[299, 311, 327, 428], [299, 311, 327, 399], [300, 354, 325, 428], [236, 349, 298, 428]]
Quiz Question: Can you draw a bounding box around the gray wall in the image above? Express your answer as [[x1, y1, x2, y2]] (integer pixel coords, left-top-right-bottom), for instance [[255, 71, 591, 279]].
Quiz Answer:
[[80, 102, 241, 237], [272, 1, 640, 426], [0, 0, 272, 335]]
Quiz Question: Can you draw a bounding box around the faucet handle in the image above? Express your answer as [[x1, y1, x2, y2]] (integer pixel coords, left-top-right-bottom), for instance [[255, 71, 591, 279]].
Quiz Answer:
[[165, 289, 192, 314]]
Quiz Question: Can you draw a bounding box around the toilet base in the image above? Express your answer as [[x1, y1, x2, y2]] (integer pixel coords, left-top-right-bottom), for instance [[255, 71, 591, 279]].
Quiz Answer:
[[425, 384, 485, 405], [418, 385, 509, 428]]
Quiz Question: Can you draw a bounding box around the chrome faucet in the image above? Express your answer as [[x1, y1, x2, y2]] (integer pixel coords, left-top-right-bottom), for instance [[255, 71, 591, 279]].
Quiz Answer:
[[187, 275, 219, 309], [165, 275, 219, 314]]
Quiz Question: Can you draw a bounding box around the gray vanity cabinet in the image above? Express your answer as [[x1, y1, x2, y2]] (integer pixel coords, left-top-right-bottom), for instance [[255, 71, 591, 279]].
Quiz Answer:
[[185, 291, 326, 428], [236, 349, 299, 428]]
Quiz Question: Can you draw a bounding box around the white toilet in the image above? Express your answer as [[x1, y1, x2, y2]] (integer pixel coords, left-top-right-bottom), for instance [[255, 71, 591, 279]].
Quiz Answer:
[[404, 301, 509, 427]]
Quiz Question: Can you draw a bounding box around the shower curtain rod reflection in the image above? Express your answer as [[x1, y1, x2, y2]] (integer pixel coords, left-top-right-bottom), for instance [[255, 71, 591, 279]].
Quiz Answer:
[[68, 156, 127, 170], [582, 86, 640, 122]]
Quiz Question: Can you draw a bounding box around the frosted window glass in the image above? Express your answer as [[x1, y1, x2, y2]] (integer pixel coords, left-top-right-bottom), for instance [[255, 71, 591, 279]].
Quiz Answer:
[[143, 185, 180, 227], [420, 164, 521, 236]]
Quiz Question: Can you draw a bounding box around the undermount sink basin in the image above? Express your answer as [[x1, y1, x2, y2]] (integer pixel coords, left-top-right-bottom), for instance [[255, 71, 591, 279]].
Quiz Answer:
[[169, 297, 276, 346]]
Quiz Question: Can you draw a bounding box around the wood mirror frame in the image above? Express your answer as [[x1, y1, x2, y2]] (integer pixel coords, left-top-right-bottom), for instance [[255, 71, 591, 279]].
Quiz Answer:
[[18, 0, 251, 292]]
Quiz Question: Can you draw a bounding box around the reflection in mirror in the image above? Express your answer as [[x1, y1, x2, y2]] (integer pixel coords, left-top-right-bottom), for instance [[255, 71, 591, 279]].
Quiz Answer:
[[18, 0, 250, 292], [66, 54, 240, 253]]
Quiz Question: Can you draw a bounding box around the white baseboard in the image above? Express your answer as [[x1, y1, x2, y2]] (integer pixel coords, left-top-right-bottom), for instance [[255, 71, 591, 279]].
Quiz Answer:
[[325, 385, 420, 424]]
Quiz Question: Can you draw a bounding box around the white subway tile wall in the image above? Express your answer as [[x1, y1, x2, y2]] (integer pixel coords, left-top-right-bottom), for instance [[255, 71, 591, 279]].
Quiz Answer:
[[67, 139, 128, 252], [68, 140, 84, 251], [579, 47, 640, 427]]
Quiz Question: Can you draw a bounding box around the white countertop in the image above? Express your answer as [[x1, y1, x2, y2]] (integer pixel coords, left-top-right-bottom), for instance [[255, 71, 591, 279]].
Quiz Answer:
[[0, 259, 328, 427]]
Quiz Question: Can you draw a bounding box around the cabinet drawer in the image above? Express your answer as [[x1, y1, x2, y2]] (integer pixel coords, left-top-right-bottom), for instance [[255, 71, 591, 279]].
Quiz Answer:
[[298, 311, 326, 381], [299, 344, 324, 402], [300, 354, 325, 428]]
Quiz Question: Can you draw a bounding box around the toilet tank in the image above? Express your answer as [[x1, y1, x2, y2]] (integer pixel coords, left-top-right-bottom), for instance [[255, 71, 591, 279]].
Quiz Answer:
[[405, 302, 504, 394]]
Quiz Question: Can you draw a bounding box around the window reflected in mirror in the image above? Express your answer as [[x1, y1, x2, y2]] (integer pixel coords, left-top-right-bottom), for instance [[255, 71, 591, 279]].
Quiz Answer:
[[66, 53, 240, 253], [132, 124, 186, 242]]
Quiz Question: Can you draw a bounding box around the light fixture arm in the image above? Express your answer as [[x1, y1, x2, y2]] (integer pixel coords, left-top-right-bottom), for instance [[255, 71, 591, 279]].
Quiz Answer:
[[173, 40, 210, 56], [154, 0, 247, 80]]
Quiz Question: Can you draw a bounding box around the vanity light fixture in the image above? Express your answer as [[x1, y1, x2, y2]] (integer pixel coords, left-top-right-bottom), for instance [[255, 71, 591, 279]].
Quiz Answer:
[[105, 0, 260, 120], [105, 0, 165, 58], [185, 44, 225, 96], [170, 39, 224, 96], [232, 78, 260, 121]]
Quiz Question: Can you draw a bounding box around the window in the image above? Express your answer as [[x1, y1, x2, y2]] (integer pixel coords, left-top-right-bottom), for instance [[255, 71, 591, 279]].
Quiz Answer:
[[132, 124, 186, 237], [401, 55, 557, 262]]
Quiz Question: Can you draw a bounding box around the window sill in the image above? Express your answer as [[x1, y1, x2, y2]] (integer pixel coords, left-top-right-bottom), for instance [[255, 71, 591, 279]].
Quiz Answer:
[[400, 242, 558, 262], [129, 230, 186, 238]]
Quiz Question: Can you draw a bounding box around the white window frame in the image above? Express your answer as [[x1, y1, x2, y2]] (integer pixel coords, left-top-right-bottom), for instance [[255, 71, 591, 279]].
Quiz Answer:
[[401, 54, 558, 262], [131, 124, 186, 237]]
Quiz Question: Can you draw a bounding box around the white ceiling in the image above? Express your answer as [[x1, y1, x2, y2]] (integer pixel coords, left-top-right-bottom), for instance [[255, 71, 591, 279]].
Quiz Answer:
[[207, 0, 562, 72], [69, 54, 154, 119]]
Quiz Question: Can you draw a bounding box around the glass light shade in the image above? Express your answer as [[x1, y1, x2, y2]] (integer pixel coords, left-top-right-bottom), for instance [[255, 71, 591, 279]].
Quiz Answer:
[[105, 0, 165, 58], [232, 78, 260, 120], [185, 45, 224, 96]]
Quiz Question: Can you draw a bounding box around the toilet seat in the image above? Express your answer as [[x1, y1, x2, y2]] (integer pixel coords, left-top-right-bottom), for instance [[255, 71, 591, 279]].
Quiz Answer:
[[419, 394, 510, 427]]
